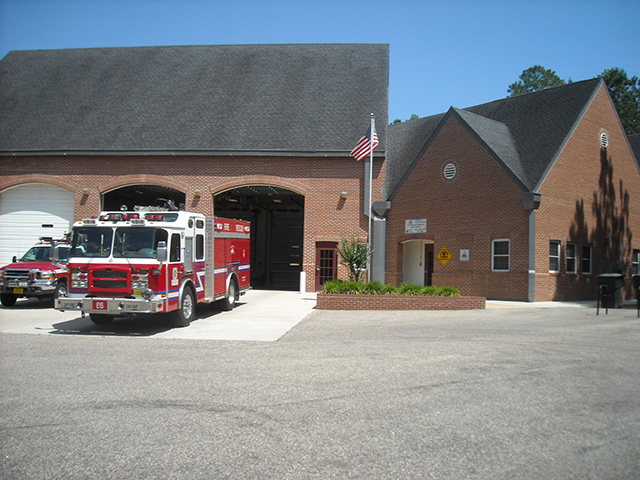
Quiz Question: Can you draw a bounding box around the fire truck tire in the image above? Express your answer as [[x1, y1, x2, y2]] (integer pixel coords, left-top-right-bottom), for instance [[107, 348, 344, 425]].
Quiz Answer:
[[172, 286, 195, 327], [220, 278, 238, 311], [53, 281, 67, 300], [1, 294, 17, 307], [89, 314, 114, 325]]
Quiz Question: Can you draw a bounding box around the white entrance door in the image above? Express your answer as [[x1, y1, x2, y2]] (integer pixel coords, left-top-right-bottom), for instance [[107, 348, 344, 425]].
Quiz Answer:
[[402, 240, 434, 286], [0, 184, 74, 264]]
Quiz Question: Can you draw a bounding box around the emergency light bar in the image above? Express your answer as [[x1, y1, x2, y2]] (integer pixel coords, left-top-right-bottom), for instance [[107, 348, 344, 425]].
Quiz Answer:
[[99, 213, 141, 222]]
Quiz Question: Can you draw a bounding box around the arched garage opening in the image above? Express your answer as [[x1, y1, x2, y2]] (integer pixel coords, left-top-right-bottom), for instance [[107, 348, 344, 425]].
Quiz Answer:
[[103, 185, 186, 211], [215, 186, 304, 291]]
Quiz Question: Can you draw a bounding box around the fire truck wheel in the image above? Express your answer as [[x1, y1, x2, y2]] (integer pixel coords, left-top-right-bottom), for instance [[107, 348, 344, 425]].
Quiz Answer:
[[173, 287, 195, 327], [220, 279, 238, 311], [1, 294, 17, 307], [89, 314, 114, 325], [53, 281, 67, 299]]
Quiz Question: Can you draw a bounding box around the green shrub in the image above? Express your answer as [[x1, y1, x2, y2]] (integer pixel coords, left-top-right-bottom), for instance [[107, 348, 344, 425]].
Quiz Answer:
[[380, 283, 400, 295], [399, 283, 423, 295], [439, 286, 460, 297], [362, 281, 384, 295], [420, 285, 440, 296], [341, 281, 364, 294], [323, 280, 460, 297], [322, 279, 344, 294]]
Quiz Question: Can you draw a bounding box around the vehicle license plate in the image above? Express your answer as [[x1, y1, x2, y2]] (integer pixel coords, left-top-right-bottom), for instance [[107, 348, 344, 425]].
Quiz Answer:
[[92, 300, 108, 311], [13, 288, 24, 294]]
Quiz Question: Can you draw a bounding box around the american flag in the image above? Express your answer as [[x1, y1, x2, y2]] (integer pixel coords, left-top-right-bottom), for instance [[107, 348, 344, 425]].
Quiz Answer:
[[350, 124, 379, 161]]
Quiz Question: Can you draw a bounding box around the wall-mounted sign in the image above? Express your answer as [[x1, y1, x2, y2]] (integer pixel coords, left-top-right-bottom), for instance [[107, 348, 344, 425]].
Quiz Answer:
[[405, 218, 427, 234], [437, 246, 452, 266], [460, 249, 469, 261]]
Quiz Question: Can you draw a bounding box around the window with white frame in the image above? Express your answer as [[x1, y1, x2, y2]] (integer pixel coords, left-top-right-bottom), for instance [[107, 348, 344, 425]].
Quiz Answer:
[[549, 241, 561, 273], [492, 239, 510, 272], [582, 244, 592, 275], [566, 243, 577, 274], [632, 250, 640, 275]]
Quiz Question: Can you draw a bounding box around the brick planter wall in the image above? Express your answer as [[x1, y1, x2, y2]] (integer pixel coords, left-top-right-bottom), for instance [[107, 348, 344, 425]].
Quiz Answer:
[[316, 293, 486, 310]]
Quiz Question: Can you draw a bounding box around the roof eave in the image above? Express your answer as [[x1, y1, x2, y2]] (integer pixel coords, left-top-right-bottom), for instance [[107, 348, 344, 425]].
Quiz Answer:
[[0, 149, 386, 158]]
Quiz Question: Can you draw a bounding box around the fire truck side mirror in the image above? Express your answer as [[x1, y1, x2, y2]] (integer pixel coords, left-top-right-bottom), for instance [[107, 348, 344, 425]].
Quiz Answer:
[[157, 241, 168, 262]]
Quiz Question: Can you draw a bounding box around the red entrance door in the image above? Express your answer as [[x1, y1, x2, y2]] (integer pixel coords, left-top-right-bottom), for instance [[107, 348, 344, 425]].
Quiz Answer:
[[315, 242, 337, 291]]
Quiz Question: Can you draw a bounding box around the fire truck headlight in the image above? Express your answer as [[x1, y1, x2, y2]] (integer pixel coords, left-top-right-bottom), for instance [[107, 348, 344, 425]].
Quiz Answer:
[[142, 288, 154, 300], [131, 273, 149, 290], [71, 271, 88, 288]]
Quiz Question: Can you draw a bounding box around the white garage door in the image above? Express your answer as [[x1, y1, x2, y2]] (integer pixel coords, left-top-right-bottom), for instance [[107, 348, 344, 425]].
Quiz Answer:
[[0, 184, 75, 265]]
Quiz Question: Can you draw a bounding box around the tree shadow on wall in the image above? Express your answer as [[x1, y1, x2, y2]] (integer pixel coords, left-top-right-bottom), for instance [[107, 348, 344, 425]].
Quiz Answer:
[[568, 148, 633, 298]]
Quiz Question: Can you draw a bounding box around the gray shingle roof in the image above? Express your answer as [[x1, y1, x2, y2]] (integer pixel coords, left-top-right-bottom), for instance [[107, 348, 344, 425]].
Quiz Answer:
[[383, 114, 444, 199], [0, 44, 389, 155], [387, 78, 603, 198], [629, 133, 640, 165]]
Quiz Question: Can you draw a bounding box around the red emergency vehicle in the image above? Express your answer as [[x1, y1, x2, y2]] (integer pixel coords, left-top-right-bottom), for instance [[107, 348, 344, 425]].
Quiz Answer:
[[0, 237, 70, 306], [55, 209, 250, 327]]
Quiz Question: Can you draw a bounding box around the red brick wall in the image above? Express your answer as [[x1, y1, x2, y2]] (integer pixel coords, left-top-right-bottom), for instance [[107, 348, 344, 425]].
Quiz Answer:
[[534, 84, 640, 300], [386, 114, 531, 301], [316, 293, 486, 310], [0, 154, 386, 292], [386, 85, 640, 302]]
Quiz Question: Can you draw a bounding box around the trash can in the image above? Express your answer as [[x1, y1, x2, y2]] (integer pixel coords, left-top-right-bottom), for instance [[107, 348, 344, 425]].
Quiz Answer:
[[597, 273, 624, 309]]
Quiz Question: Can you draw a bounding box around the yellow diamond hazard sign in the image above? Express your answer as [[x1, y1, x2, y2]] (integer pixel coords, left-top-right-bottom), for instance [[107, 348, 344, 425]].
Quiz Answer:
[[437, 246, 452, 266]]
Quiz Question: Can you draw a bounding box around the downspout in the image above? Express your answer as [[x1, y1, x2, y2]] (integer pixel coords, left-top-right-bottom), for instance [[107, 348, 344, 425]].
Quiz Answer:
[[371, 200, 391, 283], [523, 192, 541, 302]]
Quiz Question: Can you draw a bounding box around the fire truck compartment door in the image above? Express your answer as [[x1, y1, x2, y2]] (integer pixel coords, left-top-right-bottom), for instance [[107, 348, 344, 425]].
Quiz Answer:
[[185, 237, 193, 272]]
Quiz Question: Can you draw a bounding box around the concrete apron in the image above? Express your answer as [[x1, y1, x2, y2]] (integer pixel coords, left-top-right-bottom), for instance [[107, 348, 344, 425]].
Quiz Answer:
[[0, 290, 318, 342]]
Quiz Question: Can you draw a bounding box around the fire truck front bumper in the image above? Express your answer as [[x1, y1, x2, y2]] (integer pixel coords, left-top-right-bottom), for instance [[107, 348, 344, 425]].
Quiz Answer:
[[55, 297, 163, 315]]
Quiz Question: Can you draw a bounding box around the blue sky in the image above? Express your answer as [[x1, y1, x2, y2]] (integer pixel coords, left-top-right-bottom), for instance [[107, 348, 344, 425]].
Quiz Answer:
[[1, 0, 638, 122]]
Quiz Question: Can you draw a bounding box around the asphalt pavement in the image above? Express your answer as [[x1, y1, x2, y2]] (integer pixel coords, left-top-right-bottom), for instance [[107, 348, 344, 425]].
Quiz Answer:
[[1, 293, 639, 479]]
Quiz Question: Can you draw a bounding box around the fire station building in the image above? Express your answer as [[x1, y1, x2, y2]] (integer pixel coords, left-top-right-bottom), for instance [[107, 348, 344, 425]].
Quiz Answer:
[[2, 44, 640, 301], [0, 44, 389, 293], [385, 79, 640, 301]]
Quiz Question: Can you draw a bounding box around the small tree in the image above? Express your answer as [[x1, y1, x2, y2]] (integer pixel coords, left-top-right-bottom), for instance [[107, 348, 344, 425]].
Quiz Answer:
[[336, 237, 370, 282]]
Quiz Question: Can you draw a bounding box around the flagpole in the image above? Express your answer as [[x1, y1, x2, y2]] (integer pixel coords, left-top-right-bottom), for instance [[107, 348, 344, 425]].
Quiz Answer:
[[367, 113, 374, 282]]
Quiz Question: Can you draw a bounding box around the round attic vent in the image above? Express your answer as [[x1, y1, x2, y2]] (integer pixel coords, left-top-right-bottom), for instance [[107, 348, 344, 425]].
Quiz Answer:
[[600, 131, 609, 148], [443, 162, 457, 180]]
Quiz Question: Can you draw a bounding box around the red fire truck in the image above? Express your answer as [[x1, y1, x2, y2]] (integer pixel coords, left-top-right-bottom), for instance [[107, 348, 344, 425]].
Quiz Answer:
[[55, 209, 250, 327]]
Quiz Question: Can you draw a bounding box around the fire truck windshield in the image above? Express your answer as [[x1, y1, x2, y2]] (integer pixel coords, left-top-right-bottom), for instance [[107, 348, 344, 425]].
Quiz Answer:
[[113, 227, 168, 258], [71, 227, 168, 259], [71, 227, 113, 258]]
